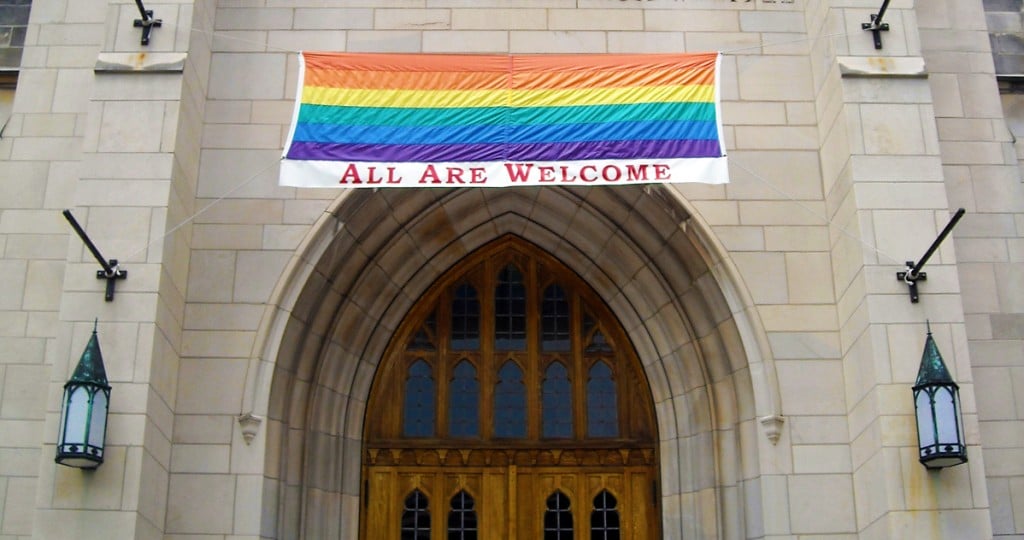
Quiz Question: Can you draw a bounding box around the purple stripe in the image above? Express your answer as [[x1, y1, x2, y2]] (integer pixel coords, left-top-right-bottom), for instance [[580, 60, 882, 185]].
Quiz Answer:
[[286, 139, 723, 163]]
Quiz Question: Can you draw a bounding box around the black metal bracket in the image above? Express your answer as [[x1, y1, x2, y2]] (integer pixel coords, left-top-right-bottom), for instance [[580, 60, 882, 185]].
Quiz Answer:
[[62, 210, 128, 302], [133, 0, 162, 46], [897, 208, 965, 303], [861, 0, 891, 50]]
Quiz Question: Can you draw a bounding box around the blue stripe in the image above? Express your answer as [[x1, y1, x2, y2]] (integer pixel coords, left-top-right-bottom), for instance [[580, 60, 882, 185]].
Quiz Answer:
[[297, 101, 718, 128]]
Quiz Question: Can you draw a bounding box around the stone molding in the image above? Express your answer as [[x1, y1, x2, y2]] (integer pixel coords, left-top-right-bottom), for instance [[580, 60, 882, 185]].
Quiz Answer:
[[365, 447, 657, 467], [838, 56, 927, 78], [95, 52, 187, 73]]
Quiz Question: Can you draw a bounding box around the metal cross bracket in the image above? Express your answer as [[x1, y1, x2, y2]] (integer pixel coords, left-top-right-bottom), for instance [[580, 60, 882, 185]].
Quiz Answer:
[[133, 0, 163, 46], [62, 210, 128, 302], [897, 208, 965, 303], [861, 0, 891, 50]]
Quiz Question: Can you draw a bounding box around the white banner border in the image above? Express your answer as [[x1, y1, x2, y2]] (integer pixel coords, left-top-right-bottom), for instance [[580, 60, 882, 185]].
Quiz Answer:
[[280, 157, 729, 188]]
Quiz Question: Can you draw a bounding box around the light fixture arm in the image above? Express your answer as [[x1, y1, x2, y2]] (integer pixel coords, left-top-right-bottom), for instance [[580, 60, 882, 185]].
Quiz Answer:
[[132, 0, 163, 46], [62, 210, 128, 302], [861, 0, 892, 50], [896, 208, 965, 303]]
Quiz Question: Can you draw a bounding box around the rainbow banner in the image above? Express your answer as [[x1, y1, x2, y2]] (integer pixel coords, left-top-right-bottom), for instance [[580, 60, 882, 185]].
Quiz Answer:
[[281, 52, 728, 188]]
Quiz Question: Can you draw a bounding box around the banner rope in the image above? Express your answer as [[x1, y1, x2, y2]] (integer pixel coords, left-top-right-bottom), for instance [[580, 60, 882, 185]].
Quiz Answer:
[[729, 159, 904, 266], [119, 148, 904, 271], [121, 158, 282, 263], [720, 31, 850, 55], [113, 21, 881, 265]]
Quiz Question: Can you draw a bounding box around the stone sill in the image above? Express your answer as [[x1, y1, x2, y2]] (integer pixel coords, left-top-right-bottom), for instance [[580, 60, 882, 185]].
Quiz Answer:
[[95, 52, 185, 74], [838, 56, 927, 78]]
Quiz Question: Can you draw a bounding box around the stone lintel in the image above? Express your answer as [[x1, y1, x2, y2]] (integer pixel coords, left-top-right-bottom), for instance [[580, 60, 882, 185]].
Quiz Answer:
[[839, 56, 927, 78], [95, 52, 187, 73]]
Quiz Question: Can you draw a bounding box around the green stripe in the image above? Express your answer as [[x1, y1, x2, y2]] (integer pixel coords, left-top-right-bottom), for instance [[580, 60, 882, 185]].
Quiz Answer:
[[297, 101, 717, 128]]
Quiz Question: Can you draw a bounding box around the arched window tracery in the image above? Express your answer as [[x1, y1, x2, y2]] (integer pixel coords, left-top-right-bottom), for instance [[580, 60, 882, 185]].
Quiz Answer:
[[368, 238, 655, 449]]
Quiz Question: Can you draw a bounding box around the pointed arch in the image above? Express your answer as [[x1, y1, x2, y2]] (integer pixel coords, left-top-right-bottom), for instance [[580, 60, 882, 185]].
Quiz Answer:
[[247, 185, 782, 539]]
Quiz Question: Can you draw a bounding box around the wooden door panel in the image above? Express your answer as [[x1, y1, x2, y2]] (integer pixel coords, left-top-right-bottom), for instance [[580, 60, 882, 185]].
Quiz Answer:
[[366, 465, 657, 539], [365, 468, 395, 539], [480, 469, 507, 540], [515, 469, 581, 538]]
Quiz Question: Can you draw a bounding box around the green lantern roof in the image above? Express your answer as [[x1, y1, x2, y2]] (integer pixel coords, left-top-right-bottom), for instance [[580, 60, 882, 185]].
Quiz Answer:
[[68, 322, 109, 388], [915, 324, 954, 387]]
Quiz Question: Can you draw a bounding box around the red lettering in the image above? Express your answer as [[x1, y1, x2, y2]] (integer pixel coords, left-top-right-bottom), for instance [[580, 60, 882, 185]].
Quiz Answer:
[[387, 167, 402, 184], [654, 164, 671, 180], [339, 163, 363, 184], [447, 167, 465, 184], [625, 165, 649, 181], [418, 164, 441, 184], [538, 166, 556, 182], [559, 166, 578, 182], [366, 166, 382, 184], [580, 165, 598, 182], [469, 168, 486, 184], [602, 165, 622, 182], [504, 163, 534, 182]]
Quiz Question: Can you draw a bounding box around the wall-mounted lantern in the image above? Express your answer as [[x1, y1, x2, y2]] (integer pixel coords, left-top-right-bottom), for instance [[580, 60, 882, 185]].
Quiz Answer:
[[55, 321, 111, 469], [913, 323, 967, 469]]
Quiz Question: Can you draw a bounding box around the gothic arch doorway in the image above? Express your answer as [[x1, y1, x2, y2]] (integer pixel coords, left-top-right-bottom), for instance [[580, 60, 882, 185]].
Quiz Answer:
[[361, 236, 660, 539]]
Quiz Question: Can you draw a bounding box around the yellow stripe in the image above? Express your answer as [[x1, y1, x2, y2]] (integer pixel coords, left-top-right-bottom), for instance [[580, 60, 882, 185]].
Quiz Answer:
[[302, 84, 715, 109]]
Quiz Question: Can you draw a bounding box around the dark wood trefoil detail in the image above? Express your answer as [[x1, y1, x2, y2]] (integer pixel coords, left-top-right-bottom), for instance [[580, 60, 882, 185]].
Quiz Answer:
[[365, 447, 656, 467]]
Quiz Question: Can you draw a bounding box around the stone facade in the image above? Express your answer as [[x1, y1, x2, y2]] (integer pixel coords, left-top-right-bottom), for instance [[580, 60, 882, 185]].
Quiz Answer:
[[0, 0, 1022, 538]]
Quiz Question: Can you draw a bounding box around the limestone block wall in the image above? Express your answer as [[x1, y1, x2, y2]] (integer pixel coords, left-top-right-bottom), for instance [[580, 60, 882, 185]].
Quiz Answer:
[[920, 0, 1024, 537], [0, 0, 1016, 538], [0, 0, 214, 537], [0, 0, 104, 535]]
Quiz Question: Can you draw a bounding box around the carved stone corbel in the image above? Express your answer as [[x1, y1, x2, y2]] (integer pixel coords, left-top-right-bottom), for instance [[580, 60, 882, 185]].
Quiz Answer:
[[238, 413, 263, 445], [760, 415, 785, 445]]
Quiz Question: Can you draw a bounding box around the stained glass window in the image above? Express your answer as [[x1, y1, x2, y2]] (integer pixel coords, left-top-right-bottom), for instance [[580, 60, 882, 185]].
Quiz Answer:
[[403, 360, 435, 437], [401, 489, 431, 540], [495, 265, 526, 350], [452, 284, 480, 350], [494, 361, 526, 438], [542, 284, 571, 352], [449, 360, 480, 438], [590, 490, 620, 540], [448, 490, 478, 540], [543, 362, 573, 438], [544, 491, 574, 540], [587, 361, 618, 438]]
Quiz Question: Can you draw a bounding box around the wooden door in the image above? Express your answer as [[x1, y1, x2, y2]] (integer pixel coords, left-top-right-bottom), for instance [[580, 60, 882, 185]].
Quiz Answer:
[[364, 464, 507, 540], [362, 237, 660, 539]]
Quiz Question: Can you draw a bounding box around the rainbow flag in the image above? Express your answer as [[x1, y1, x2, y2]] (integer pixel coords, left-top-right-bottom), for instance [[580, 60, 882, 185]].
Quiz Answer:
[[281, 52, 728, 188]]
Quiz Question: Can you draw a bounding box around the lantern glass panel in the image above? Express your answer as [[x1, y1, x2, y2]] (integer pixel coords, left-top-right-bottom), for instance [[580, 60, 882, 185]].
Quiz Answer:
[[88, 390, 108, 449], [915, 389, 935, 448], [934, 387, 958, 443], [63, 386, 89, 445]]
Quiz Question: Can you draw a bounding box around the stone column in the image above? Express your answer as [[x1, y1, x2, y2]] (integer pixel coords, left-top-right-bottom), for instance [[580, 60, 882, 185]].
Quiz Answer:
[[825, 1, 993, 537], [921, 0, 1024, 536], [0, 0, 108, 536], [9, 0, 212, 537]]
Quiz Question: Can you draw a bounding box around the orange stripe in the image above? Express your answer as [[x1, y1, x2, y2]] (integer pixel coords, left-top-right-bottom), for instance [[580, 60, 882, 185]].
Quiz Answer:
[[305, 65, 714, 91], [303, 52, 510, 73], [511, 65, 715, 90], [304, 68, 509, 91], [302, 52, 717, 91], [513, 52, 718, 73]]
